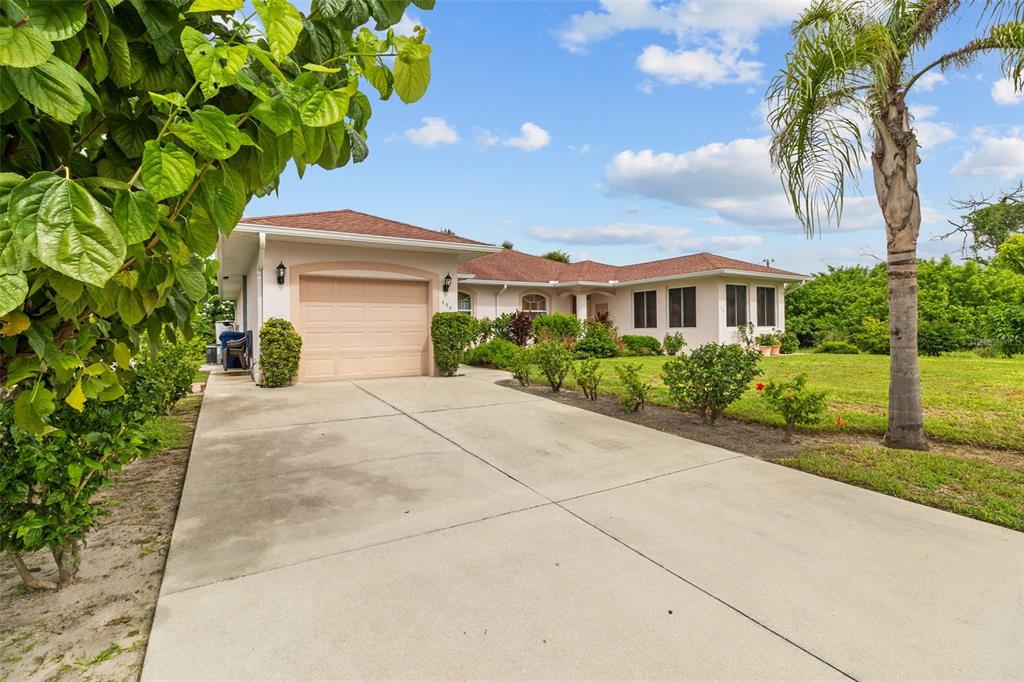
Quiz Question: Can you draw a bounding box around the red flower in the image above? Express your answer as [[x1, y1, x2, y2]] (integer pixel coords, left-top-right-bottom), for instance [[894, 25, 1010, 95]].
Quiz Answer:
[[836, 415, 844, 428], [755, 383, 765, 391]]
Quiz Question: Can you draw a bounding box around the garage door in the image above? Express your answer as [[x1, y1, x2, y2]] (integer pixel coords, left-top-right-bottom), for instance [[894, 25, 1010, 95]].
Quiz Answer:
[[297, 276, 429, 381]]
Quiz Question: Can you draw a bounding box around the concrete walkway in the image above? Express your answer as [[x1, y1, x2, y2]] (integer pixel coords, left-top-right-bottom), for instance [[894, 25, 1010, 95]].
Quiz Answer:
[[142, 368, 1024, 681]]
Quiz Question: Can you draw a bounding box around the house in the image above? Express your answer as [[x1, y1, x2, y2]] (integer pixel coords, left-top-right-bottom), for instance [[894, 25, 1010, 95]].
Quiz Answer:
[[218, 210, 803, 382]]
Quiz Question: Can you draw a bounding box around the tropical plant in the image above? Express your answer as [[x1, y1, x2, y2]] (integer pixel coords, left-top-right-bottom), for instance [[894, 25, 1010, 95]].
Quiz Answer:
[[759, 374, 828, 441], [575, 319, 618, 358], [755, 333, 777, 346], [128, 341, 200, 414], [662, 332, 686, 356], [430, 312, 476, 376], [259, 318, 302, 387], [533, 340, 573, 392], [662, 343, 762, 424], [540, 250, 570, 263], [766, 0, 1024, 449], [533, 312, 580, 343], [506, 309, 534, 346], [614, 362, 651, 412], [573, 358, 602, 400], [779, 331, 800, 354]]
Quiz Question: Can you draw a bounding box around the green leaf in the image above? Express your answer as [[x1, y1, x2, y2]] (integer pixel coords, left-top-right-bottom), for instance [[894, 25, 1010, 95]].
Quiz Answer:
[[180, 27, 248, 99], [183, 208, 220, 257], [65, 378, 86, 411], [298, 86, 350, 127], [83, 27, 108, 82], [107, 24, 134, 87], [36, 179, 127, 286], [177, 265, 207, 301], [302, 63, 342, 73], [361, 60, 393, 100], [251, 95, 299, 135], [253, 0, 302, 60], [393, 46, 430, 103], [0, 272, 28, 316], [170, 106, 254, 160], [17, 0, 87, 41], [199, 165, 245, 233], [113, 190, 158, 245], [7, 56, 85, 123], [346, 124, 368, 163], [141, 141, 196, 201], [14, 383, 56, 434], [117, 287, 145, 325], [108, 114, 155, 159], [187, 0, 243, 12], [8, 171, 62, 257], [0, 26, 53, 67], [67, 462, 84, 487]]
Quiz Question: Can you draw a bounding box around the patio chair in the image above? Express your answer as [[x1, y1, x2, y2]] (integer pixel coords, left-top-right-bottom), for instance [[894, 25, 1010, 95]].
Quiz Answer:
[[224, 336, 249, 370]]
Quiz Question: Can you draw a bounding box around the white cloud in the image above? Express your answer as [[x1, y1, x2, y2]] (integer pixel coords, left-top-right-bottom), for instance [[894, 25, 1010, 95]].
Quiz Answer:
[[915, 121, 956, 148], [915, 71, 946, 92], [569, 143, 593, 155], [476, 129, 501, 147], [503, 122, 551, 151], [636, 45, 762, 86], [604, 136, 887, 231], [403, 117, 459, 147], [638, 79, 656, 95], [951, 135, 1024, 179], [991, 78, 1024, 106], [527, 222, 763, 252]]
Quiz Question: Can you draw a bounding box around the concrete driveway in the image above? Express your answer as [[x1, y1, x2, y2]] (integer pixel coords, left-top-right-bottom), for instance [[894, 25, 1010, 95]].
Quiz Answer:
[[142, 368, 1023, 681]]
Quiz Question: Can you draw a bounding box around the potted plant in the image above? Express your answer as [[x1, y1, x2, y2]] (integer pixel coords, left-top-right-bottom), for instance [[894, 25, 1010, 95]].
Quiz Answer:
[[755, 333, 776, 356], [770, 329, 783, 355]]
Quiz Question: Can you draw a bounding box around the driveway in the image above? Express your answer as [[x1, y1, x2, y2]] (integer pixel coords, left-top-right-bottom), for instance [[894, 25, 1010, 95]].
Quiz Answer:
[[142, 368, 1023, 681]]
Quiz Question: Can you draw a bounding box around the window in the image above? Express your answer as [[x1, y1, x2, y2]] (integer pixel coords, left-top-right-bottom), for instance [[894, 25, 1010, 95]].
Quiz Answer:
[[570, 295, 576, 317], [457, 291, 473, 314], [726, 284, 747, 327], [521, 293, 547, 318], [633, 290, 657, 328], [668, 286, 697, 328], [756, 286, 776, 327]]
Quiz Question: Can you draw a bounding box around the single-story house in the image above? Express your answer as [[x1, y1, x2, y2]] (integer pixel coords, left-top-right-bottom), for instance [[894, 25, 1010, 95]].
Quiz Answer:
[[218, 209, 804, 382]]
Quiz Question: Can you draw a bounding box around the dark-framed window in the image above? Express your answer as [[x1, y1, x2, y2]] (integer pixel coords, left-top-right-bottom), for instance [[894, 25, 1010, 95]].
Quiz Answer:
[[726, 284, 747, 327], [756, 286, 776, 327], [668, 286, 696, 328], [633, 290, 657, 328]]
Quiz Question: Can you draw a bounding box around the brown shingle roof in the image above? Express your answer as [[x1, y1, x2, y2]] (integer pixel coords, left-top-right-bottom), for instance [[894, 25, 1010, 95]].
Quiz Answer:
[[242, 209, 491, 246], [459, 249, 802, 282]]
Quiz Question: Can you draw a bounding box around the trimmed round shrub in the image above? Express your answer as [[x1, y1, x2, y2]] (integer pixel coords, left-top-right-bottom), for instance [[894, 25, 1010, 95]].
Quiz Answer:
[[662, 343, 762, 424], [533, 312, 581, 343], [575, 320, 618, 358], [260, 318, 303, 387], [817, 340, 859, 354], [464, 338, 522, 369], [431, 312, 478, 376], [663, 332, 686, 356], [779, 331, 800, 354], [621, 334, 662, 356]]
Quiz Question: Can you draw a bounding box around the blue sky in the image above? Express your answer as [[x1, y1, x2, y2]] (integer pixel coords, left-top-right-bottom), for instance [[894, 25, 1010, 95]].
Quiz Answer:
[[247, 1, 1024, 274]]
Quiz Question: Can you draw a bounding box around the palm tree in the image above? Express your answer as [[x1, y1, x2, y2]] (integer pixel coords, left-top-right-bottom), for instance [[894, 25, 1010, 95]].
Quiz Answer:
[[766, 0, 1023, 450]]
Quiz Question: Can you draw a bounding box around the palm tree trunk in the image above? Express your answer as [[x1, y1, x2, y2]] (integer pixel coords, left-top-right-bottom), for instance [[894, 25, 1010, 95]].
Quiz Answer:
[[872, 98, 929, 450]]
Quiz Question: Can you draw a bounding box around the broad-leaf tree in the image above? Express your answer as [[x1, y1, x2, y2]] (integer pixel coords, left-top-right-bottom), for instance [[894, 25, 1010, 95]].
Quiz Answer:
[[0, 0, 434, 586], [766, 0, 1024, 449]]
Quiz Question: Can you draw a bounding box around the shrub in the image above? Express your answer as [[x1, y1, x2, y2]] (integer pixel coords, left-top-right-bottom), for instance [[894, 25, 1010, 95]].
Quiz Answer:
[[779, 331, 800, 354], [128, 342, 200, 416], [575, 320, 619, 358], [621, 335, 662, 356], [755, 333, 777, 346], [492, 313, 513, 343], [759, 374, 828, 441], [663, 332, 686, 356], [506, 310, 534, 346], [918, 320, 966, 356], [817, 340, 860, 354], [430, 312, 477, 377], [464, 338, 522, 369], [533, 312, 581, 343], [258, 318, 303, 387], [853, 317, 889, 354], [985, 306, 1024, 357], [614, 362, 652, 412], [573, 359, 603, 400], [474, 317, 494, 344], [533, 340, 574, 392], [510, 346, 534, 387], [662, 343, 762, 424]]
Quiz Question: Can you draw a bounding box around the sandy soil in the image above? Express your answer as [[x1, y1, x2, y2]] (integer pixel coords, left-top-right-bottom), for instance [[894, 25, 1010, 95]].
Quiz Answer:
[[0, 395, 200, 682], [502, 380, 1024, 470]]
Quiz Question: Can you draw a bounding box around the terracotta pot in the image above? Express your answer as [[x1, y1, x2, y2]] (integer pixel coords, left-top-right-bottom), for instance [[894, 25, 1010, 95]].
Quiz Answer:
[[771, 345, 781, 356], [758, 345, 773, 356]]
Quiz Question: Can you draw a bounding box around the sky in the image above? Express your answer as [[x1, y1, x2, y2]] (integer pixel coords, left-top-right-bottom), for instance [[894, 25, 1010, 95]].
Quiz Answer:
[[246, 0, 1024, 274]]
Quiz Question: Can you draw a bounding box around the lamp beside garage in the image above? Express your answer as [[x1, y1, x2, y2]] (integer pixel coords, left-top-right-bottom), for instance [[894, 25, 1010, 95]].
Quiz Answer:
[[276, 261, 287, 285], [442, 272, 452, 292]]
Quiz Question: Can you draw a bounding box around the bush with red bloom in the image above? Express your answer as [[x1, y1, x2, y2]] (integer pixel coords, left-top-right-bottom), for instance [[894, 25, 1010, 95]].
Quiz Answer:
[[756, 382, 766, 391]]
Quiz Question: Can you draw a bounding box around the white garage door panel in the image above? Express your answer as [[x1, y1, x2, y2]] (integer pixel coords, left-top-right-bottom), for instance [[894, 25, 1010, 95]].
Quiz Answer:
[[298, 276, 429, 381]]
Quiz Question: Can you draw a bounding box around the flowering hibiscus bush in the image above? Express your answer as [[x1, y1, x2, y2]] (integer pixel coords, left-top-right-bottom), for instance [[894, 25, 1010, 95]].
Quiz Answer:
[[662, 343, 761, 424], [758, 373, 827, 441]]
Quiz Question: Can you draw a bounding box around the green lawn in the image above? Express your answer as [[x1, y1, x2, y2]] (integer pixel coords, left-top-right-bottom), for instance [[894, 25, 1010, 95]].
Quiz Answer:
[[780, 444, 1024, 531], [543, 353, 1024, 449]]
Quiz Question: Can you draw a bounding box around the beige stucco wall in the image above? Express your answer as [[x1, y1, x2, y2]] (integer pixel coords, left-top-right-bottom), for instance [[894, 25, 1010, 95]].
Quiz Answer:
[[463, 275, 787, 348]]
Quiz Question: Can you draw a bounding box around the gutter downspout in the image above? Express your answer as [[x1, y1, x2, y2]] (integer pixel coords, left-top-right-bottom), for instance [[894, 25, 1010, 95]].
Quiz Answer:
[[495, 283, 508, 317], [254, 232, 266, 382]]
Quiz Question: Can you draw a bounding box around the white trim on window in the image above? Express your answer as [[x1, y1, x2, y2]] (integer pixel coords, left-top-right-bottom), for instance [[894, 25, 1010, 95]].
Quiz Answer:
[[521, 292, 548, 317], [457, 290, 473, 315]]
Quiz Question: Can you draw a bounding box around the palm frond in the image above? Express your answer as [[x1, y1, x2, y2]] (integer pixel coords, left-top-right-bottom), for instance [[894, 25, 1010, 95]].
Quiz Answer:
[[766, 1, 898, 236], [906, 20, 1024, 91], [904, 0, 962, 49]]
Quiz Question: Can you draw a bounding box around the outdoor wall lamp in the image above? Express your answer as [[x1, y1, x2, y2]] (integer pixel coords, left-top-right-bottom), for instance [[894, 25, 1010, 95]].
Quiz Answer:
[[275, 261, 287, 285], [442, 272, 452, 292]]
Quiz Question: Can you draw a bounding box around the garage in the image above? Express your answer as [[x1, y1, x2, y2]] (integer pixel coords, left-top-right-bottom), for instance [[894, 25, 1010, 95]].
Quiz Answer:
[[297, 276, 430, 381]]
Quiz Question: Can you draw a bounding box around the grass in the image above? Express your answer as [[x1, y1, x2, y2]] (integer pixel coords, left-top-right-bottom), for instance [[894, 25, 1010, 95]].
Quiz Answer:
[[142, 395, 203, 451], [540, 352, 1024, 449], [779, 444, 1024, 531]]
